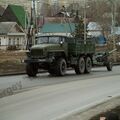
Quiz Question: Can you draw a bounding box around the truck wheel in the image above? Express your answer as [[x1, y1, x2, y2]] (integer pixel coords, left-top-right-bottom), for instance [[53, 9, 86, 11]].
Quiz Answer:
[[75, 57, 85, 74], [56, 58, 67, 76], [26, 63, 38, 77], [106, 62, 112, 71], [85, 57, 92, 73]]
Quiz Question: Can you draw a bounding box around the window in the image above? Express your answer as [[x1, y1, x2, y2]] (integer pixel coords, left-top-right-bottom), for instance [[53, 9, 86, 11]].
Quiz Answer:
[[36, 37, 48, 44], [36, 36, 61, 44], [9, 38, 11, 45], [17, 38, 19, 46], [49, 37, 60, 43]]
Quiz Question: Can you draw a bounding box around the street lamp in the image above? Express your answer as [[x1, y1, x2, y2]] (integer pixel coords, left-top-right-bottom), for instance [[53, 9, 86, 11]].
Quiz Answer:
[[108, 0, 116, 34], [83, 0, 90, 44], [108, 0, 117, 62]]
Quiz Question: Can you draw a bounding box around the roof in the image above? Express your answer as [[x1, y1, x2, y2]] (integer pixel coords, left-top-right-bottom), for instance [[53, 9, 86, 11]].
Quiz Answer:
[[87, 22, 102, 37], [1, 5, 27, 28], [41, 23, 75, 33], [55, 12, 70, 17], [87, 22, 102, 31], [36, 33, 72, 38], [9, 5, 27, 28], [111, 27, 120, 35], [0, 22, 24, 35]]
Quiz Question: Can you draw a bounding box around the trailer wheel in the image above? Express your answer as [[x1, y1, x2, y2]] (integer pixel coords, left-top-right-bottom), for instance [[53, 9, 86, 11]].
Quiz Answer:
[[106, 62, 112, 71], [56, 58, 67, 76], [85, 57, 92, 73], [75, 57, 85, 74], [26, 63, 38, 77]]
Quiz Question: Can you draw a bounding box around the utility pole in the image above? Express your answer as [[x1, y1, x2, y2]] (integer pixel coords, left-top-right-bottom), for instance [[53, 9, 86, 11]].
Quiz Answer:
[[32, 0, 37, 44], [84, 0, 87, 44], [62, 5, 68, 36], [32, 0, 36, 29], [108, 0, 117, 62]]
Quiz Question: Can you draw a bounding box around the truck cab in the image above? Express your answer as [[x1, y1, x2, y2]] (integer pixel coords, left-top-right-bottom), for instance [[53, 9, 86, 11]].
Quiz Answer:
[[25, 35, 69, 76]]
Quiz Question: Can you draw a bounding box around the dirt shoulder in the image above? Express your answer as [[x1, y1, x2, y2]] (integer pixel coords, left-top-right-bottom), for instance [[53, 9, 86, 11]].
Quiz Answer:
[[60, 96, 120, 120]]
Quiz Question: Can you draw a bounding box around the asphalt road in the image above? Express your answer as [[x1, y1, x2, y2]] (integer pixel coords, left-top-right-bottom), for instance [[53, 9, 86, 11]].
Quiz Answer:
[[0, 66, 120, 120], [0, 66, 120, 92]]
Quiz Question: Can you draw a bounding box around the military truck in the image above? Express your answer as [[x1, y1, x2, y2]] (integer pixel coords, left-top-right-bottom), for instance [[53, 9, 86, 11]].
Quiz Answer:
[[25, 35, 96, 77]]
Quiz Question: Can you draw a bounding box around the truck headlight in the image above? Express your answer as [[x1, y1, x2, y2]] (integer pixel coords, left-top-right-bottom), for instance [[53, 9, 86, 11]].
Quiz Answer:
[[26, 51, 31, 57]]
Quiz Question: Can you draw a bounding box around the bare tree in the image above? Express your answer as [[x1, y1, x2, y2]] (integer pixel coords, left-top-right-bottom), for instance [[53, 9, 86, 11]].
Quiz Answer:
[[40, 3, 52, 17]]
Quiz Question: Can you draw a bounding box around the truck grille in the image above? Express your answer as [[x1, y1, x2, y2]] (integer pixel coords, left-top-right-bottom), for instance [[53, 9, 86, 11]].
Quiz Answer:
[[31, 49, 43, 58]]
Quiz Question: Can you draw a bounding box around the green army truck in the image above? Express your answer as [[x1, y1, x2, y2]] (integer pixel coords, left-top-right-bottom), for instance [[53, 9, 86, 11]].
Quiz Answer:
[[25, 35, 95, 77]]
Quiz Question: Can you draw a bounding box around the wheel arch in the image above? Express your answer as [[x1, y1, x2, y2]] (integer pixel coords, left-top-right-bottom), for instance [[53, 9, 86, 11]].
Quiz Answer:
[[54, 51, 67, 62]]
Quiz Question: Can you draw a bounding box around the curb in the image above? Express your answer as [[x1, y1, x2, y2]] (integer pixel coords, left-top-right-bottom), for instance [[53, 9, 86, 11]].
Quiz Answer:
[[0, 64, 120, 77], [0, 70, 47, 77], [0, 72, 25, 77]]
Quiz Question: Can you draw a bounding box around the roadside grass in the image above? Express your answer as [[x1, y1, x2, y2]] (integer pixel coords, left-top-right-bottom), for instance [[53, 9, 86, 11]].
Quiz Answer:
[[0, 50, 26, 75]]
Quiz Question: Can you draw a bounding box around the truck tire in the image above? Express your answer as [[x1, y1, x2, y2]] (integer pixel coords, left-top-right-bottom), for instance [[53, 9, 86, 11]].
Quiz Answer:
[[75, 57, 85, 74], [85, 57, 92, 73], [56, 58, 67, 76], [26, 63, 38, 77], [106, 62, 112, 71]]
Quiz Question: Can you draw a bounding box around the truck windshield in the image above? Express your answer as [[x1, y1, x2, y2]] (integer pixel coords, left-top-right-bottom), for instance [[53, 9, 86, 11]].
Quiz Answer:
[[36, 36, 60, 44]]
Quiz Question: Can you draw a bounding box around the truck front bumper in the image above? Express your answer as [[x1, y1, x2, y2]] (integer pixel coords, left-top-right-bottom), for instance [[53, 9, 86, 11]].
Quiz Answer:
[[24, 58, 54, 63]]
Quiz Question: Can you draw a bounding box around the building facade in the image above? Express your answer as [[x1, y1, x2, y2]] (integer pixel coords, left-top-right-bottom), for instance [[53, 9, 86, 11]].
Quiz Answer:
[[0, 22, 26, 50]]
